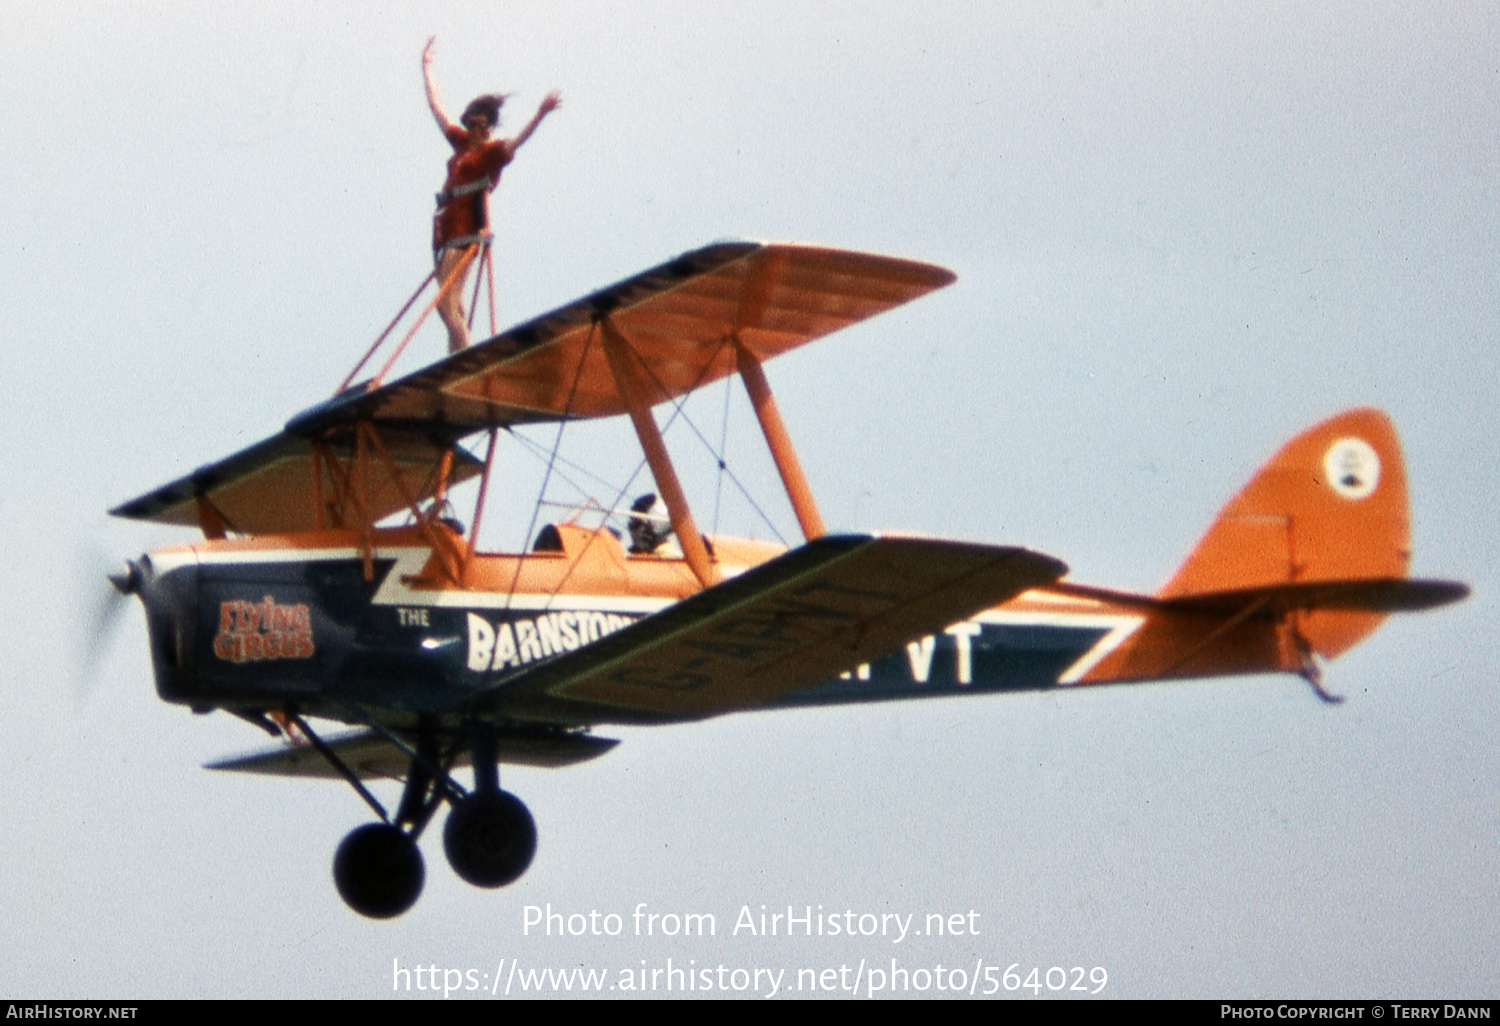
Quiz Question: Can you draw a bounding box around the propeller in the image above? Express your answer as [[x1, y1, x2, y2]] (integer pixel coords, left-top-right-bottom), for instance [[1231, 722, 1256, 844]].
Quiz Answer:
[[77, 552, 146, 700]]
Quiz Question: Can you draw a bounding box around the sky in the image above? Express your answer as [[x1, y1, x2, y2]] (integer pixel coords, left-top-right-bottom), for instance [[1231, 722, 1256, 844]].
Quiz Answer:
[[1, 0, 1496, 1000]]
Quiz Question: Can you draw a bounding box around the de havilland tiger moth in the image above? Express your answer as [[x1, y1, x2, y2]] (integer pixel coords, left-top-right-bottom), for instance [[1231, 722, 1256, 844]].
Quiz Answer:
[[108, 241, 1467, 918]]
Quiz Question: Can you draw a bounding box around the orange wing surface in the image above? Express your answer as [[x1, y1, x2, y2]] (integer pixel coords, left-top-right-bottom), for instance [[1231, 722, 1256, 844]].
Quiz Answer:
[[113, 243, 955, 534], [109, 429, 484, 535], [319, 241, 956, 430]]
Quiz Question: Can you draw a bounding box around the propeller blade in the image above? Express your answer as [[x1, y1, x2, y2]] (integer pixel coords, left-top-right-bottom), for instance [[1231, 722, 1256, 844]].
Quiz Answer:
[[77, 555, 144, 700]]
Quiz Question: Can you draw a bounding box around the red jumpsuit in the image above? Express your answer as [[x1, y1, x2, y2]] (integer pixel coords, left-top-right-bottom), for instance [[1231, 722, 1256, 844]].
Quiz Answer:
[[433, 126, 513, 255]]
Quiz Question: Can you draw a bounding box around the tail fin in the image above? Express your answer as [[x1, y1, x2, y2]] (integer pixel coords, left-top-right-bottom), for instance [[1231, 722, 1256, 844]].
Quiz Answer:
[[1080, 409, 1465, 686], [1162, 407, 1409, 659]]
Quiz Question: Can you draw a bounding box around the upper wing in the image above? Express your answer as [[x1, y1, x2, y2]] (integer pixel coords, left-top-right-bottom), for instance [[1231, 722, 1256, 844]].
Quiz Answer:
[[113, 242, 955, 532], [294, 241, 958, 433], [470, 534, 1067, 724]]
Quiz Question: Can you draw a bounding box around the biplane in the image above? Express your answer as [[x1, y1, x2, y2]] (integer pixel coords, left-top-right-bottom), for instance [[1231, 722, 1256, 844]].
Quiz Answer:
[[109, 241, 1466, 918]]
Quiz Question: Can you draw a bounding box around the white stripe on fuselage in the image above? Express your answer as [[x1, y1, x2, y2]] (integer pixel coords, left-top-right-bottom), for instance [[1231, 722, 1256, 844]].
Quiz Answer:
[[968, 606, 1144, 685]]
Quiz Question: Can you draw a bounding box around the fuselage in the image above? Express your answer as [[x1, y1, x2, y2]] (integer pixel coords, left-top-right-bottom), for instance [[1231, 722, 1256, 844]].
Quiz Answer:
[[136, 522, 1145, 729]]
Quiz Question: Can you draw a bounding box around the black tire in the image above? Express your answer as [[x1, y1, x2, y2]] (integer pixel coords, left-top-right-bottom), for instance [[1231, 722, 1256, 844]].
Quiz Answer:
[[333, 823, 425, 919], [443, 790, 537, 888]]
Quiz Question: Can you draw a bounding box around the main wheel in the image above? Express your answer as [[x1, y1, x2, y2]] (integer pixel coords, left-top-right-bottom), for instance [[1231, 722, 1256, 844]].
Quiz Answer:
[[443, 790, 537, 888], [333, 823, 425, 919]]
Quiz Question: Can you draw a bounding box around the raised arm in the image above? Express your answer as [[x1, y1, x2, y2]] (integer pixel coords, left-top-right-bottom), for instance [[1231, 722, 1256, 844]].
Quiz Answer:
[[422, 37, 458, 135], [507, 91, 562, 152]]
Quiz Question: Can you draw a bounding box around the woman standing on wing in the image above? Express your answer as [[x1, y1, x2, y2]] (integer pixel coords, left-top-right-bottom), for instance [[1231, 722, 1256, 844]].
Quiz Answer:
[[423, 37, 560, 352]]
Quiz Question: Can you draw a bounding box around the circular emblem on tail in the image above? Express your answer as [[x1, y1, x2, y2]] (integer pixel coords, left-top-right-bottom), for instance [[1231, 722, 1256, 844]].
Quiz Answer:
[[1323, 437, 1381, 500]]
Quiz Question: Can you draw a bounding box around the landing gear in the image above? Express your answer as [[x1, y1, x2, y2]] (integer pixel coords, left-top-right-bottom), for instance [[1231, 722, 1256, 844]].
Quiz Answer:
[[444, 790, 537, 887], [443, 725, 536, 887], [294, 714, 538, 917], [333, 823, 425, 919]]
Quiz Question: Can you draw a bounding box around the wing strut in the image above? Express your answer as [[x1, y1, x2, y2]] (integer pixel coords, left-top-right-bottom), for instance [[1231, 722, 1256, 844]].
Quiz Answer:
[[734, 338, 826, 542], [599, 316, 717, 588]]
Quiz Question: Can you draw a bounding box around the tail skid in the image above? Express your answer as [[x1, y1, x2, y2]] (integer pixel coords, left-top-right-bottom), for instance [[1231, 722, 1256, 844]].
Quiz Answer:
[[1074, 409, 1467, 690]]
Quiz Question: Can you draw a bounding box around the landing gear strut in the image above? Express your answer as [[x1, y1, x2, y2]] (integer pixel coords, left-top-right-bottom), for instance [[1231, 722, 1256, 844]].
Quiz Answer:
[[292, 714, 537, 918]]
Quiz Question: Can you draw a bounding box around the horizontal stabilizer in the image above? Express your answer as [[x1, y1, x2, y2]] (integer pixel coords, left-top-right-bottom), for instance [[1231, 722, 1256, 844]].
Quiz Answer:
[[1160, 577, 1470, 615], [481, 534, 1067, 722], [1051, 577, 1470, 615], [206, 727, 618, 779]]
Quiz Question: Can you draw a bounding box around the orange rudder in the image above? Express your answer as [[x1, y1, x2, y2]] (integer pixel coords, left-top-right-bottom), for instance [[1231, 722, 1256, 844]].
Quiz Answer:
[[1082, 409, 1410, 683]]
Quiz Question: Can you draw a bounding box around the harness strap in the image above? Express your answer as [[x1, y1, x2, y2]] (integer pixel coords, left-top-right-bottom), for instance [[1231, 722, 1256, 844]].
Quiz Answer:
[[435, 177, 493, 208], [435, 232, 492, 256]]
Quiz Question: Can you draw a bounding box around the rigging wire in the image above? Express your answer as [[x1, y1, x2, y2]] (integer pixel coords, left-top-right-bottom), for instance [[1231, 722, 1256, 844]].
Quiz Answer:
[[502, 334, 737, 527], [535, 331, 803, 609], [597, 333, 787, 546], [480, 328, 797, 628], [505, 325, 731, 615], [502, 324, 597, 610], [711, 370, 732, 537], [621, 337, 789, 546], [504, 428, 623, 511]]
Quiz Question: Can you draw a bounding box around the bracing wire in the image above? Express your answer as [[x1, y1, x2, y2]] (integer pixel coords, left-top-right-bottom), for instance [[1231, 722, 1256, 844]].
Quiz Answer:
[[711, 371, 732, 537], [504, 428, 623, 510], [487, 329, 795, 621], [502, 324, 596, 610], [621, 338, 788, 545], [536, 331, 801, 609]]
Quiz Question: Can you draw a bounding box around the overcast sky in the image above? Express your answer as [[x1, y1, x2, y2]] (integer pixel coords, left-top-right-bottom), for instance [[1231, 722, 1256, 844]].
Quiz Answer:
[[1, 1, 1495, 999]]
